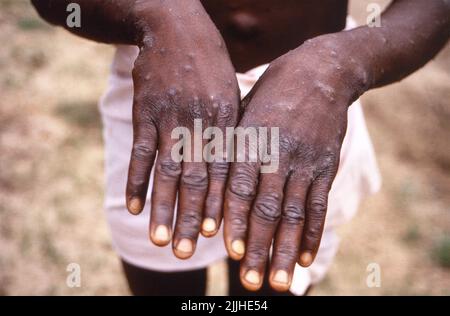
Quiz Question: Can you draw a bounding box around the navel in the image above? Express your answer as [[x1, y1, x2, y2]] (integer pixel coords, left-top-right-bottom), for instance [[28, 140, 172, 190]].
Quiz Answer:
[[228, 11, 261, 39]]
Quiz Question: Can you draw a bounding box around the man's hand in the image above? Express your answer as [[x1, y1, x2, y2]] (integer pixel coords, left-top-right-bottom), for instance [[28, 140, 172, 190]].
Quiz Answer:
[[126, 1, 240, 259], [31, 0, 241, 259], [223, 34, 367, 291], [223, 0, 449, 291]]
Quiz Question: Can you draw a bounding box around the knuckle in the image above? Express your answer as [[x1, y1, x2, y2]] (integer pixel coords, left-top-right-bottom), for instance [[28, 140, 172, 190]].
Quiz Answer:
[[229, 180, 256, 200], [205, 194, 221, 211], [305, 208, 325, 242], [246, 243, 269, 263], [181, 168, 208, 191], [156, 158, 182, 179], [282, 203, 306, 225], [308, 199, 328, 215], [229, 166, 258, 201], [292, 170, 314, 184], [217, 102, 236, 124], [253, 191, 283, 223], [305, 224, 322, 243], [322, 150, 338, 165], [279, 136, 298, 154], [228, 215, 248, 235], [275, 245, 298, 261], [208, 162, 229, 180], [187, 100, 205, 120], [127, 175, 146, 190], [178, 211, 202, 230], [218, 102, 234, 116], [316, 152, 339, 176], [154, 200, 173, 213], [230, 216, 246, 229], [132, 142, 156, 161]]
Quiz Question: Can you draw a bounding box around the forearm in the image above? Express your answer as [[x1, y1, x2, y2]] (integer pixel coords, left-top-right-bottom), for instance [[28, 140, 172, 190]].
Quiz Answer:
[[346, 0, 450, 91], [30, 0, 206, 47]]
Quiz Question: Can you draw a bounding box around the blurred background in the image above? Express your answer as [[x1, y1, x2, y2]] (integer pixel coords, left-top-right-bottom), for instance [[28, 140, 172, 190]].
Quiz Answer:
[[0, 0, 449, 295]]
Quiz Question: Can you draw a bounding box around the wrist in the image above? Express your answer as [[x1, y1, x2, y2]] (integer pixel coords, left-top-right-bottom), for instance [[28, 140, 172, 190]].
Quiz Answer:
[[333, 27, 390, 95], [311, 32, 376, 102], [130, 0, 206, 48], [288, 32, 372, 106]]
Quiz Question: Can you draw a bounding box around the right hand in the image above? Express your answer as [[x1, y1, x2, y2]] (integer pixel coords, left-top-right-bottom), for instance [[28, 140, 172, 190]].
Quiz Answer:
[[126, 1, 240, 259]]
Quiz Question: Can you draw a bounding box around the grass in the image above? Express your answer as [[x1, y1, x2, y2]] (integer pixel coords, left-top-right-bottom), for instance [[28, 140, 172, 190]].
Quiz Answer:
[[403, 225, 421, 244], [433, 236, 450, 268], [17, 17, 47, 31], [55, 101, 101, 129]]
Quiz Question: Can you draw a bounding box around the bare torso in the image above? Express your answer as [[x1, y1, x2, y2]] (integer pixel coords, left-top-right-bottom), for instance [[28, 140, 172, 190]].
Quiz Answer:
[[201, 0, 349, 72]]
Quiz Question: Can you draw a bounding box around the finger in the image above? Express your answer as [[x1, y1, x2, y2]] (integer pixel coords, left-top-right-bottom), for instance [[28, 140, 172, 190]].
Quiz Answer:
[[202, 161, 228, 237], [149, 140, 182, 247], [202, 103, 237, 237], [240, 172, 287, 291], [298, 172, 335, 267], [224, 161, 260, 260], [126, 116, 158, 215], [173, 161, 208, 259], [269, 173, 310, 291]]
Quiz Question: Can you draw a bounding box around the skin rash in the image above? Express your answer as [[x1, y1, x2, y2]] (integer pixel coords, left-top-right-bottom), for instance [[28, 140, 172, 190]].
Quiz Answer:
[[31, 0, 449, 292]]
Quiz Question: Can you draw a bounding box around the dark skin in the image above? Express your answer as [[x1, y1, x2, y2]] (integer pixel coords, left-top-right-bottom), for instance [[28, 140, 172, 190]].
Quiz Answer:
[[32, 0, 449, 291]]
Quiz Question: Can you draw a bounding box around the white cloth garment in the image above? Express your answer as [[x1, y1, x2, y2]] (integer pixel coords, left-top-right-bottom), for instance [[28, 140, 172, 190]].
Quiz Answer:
[[98, 17, 381, 295]]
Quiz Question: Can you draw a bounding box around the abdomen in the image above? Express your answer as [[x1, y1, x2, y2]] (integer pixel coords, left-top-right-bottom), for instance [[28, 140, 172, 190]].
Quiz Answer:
[[201, 0, 349, 72]]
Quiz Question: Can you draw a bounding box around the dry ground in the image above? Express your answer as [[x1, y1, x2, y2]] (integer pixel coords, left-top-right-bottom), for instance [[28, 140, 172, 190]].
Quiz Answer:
[[0, 0, 449, 295]]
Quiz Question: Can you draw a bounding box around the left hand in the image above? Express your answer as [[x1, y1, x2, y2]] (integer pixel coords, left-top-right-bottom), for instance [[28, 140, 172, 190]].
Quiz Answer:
[[223, 34, 368, 291]]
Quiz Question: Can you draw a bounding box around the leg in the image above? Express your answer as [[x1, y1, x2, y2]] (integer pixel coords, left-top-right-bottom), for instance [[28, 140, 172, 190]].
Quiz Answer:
[[121, 259, 207, 296]]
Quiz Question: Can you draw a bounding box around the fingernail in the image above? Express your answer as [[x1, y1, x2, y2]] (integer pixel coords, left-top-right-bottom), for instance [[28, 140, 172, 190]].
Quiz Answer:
[[300, 252, 313, 267], [231, 240, 245, 256], [128, 198, 142, 215], [273, 270, 289, 284], [153, 225, 170, 243], [176, 238, 193, 254], [202, 218, 217, 233], [244, 270, 261, 285]]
